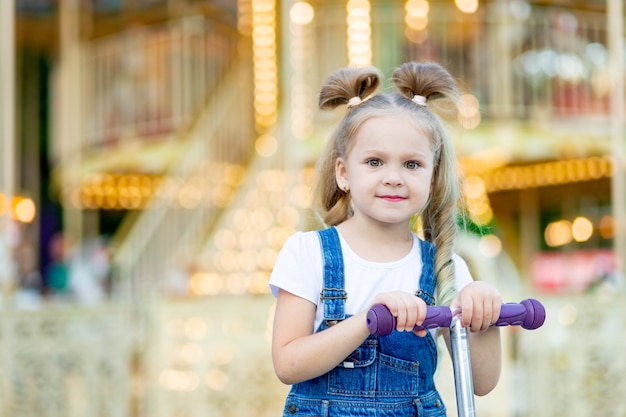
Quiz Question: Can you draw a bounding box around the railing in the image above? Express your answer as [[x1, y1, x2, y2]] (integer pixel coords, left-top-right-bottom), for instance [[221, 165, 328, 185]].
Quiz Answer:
[[2, 293, 624, 417], [142, 294, 287, 417], [0, 304, 130, 417], [111, 55, 255, 321], [82, 16, 239, 147], [98, 14, 255, 293], [517, 293, 626, 417], [308, 3, 609, 126]]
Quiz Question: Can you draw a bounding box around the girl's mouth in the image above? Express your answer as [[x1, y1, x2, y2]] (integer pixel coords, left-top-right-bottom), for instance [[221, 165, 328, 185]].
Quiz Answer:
[[380, 195, 406, 202]]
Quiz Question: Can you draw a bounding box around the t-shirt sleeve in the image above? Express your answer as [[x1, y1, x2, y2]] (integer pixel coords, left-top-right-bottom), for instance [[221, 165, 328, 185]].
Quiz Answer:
[[268, 231, 323, 305], [453, 253, 474, 291]]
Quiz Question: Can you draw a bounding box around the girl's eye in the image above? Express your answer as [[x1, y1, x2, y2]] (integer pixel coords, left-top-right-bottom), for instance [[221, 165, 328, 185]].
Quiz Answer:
[[405, 161, 420, 170], [367, 159, 382, 167]]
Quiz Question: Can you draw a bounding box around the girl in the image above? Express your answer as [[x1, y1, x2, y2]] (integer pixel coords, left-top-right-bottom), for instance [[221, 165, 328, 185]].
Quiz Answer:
[[270, 61, 502, 416]]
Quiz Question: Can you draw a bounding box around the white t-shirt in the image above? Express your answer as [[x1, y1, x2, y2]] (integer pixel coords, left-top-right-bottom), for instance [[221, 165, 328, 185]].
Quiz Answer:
[[269, 229, 474, 331]]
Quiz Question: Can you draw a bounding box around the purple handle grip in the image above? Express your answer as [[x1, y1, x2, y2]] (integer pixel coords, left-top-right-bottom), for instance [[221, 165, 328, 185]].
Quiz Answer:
[[366, 298, 546, 336]]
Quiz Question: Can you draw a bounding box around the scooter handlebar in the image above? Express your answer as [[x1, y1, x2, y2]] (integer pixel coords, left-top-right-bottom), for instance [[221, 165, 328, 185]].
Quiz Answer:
[[366, 298, 546, 337]]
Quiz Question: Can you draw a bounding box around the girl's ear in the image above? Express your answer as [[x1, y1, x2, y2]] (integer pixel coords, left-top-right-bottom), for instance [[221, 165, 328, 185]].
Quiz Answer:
[[335, 157, 348, 191]]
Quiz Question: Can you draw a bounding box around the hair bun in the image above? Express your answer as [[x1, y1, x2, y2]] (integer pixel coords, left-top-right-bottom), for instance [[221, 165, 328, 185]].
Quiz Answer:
[[391, 61, 458, 104], [319, 66, 382, 110]]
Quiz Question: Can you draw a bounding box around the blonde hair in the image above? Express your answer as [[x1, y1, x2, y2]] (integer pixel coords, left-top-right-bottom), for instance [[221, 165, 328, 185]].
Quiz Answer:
[[314, 61, 463, 307]]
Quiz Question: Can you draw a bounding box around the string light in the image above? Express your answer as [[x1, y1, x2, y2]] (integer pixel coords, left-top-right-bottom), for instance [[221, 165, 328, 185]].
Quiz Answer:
[[12, 197, 36, 223], [458, 94, 481, 129], [572, 216, 594, 242], [252, 0, 278, 131], [289, 2, 315, 140], [0, 194, 36, 223], [545, 220, 573, 247], [476, 157, 612, 193], [346, 0, 372, 66], [544, 216, 596, 247], [405, 0, 429, 42], [455, 0, 479, 14]]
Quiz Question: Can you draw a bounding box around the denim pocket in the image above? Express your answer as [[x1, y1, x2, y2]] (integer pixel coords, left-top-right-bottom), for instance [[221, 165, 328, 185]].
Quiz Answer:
[[375, 352, 419, 397], [327, 338, 421, 398], [327, 338, 377, 396]]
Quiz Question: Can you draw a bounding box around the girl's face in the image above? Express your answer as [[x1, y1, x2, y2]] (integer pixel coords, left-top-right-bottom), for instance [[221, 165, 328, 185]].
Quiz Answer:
[[335, 114, 435, 228]]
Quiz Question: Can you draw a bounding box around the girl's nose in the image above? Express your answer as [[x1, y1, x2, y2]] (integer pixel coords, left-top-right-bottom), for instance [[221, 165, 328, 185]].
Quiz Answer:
[[383, 168, 403, 186]]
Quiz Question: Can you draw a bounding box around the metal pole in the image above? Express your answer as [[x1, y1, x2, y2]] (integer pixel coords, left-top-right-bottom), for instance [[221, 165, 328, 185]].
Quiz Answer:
[[450, 316, 476, 417], [1, 0, 16, 302], [59, 0, 84, 255], [608, 0, 626, 286]]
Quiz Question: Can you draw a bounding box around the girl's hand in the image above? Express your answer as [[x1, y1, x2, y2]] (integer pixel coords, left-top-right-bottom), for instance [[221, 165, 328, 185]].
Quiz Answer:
[[450, 281, 502, 332], [370, 291, 429, 337]]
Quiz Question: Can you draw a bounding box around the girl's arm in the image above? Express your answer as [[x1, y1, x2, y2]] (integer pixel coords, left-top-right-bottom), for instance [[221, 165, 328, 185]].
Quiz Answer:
[[443, 280, 503, 396], [466, 327, 501, 396], [271, 289, 370, 385], [272, 288, 427, 385]]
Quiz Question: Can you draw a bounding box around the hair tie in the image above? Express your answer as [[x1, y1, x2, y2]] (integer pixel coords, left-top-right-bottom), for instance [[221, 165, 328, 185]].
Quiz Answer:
[[412, 94, 427, 107], [347, 96, 362, 108]]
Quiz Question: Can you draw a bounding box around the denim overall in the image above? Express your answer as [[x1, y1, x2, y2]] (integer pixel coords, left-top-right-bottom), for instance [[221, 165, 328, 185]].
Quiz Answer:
[[281, 227, 447, 417]]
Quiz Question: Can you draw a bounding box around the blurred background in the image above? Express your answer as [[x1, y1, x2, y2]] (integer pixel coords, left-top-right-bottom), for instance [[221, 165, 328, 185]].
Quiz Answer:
[[1, 0, 625, 416]]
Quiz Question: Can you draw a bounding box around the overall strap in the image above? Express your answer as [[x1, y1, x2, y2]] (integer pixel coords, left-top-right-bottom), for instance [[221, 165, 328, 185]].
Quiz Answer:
[[416, 239, 437, 306], [316, 227, 347, 322]]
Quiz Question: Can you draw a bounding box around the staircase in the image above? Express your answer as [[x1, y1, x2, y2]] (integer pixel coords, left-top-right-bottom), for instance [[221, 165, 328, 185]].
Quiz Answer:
[[88, 16, 258, 343]]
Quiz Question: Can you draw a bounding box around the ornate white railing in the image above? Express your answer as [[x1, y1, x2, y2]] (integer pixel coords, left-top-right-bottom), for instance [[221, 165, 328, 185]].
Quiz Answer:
[[1, 293, 624, 417], [308, 3, 609, 125], [82, 16, 239, 147], [101, 13, 256, 333], [518, 293, 626, 417], [141, 295, 288, 417], [0, 304, 130, 417], [110, 55, 255, 350]]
